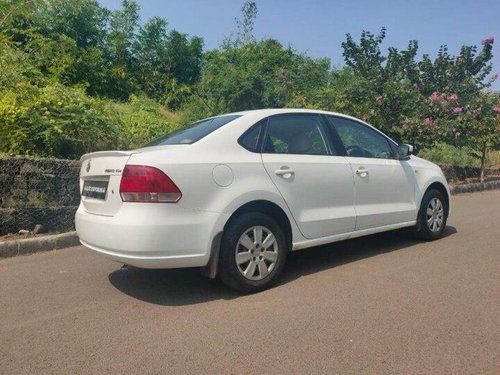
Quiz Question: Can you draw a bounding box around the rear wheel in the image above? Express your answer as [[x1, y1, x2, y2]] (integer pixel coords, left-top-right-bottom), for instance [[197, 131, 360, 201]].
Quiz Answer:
[[416, 189, 448, 240], [219, 212, 287, 293]]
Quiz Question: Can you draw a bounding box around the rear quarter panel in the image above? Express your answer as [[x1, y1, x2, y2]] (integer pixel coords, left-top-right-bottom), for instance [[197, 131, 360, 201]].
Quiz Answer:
[[127, 140, 307, 245]]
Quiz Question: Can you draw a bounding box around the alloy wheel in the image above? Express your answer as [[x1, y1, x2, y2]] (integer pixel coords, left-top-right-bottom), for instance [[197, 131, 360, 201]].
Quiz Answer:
[[426, 197, 444, 232], [235, 226, 279, 281]]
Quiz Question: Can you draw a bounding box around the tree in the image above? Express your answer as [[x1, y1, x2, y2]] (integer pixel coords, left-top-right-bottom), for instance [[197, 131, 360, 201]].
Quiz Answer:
[[133, 17, 169, 99], [0, 0, 112, 95], [342, 28, 386, 85], [106, 0, 140, 99], [235, 1, 257, 47], [200, 38, 330, 113], [39, 0, 110, 96], [339, 29, 496, 151], [222, 1, 257, 48], [1, 0, 498, 168], [458, 93, 500, 182], [165, 30, 203, 85]]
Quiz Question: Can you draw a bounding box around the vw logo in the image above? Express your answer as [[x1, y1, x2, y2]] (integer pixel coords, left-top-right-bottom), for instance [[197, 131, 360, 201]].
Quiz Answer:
[[86, 159, 91, 173]]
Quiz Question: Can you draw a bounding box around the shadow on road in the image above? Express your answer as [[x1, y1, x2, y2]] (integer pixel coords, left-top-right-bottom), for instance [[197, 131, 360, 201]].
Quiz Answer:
[[108, 225, 457, 306]]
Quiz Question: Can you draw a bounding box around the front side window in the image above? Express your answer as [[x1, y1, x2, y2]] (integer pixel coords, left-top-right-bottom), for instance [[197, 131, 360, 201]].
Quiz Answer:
[[263, 115, 329, 155], [145, 114, 241, 146], [328, 116, 394, 159]]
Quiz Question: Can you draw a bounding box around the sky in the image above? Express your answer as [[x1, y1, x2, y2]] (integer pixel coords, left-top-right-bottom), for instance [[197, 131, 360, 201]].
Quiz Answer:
[[99, 0, 500, 91]]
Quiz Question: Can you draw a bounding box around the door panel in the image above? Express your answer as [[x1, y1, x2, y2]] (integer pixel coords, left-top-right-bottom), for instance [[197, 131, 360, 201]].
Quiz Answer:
[[262, 154, 356, 239], [260, 114, 356, 239], [345, 157, 416, 230], [326, 115, 417, 230]]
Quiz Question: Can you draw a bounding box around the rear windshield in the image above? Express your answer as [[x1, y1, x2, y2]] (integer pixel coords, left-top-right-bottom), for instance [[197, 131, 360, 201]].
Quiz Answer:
[[145, 114, 241, 146]]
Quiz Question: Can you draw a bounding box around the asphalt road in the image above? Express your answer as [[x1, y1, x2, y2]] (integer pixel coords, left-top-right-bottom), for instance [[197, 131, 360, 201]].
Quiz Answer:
[[1, 191, 499, 374]]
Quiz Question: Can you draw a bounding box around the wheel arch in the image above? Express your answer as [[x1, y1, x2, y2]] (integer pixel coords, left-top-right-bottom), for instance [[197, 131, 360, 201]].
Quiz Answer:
[[223, 200, 293, 250], [424, 181, 450, 216], [202, 199, 294, 279]]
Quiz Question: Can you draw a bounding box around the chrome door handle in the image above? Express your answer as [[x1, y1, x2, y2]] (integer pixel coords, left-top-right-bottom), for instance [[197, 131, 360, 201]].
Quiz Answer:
[[275, 168, 294, 177], [355, 168, 369, 175]]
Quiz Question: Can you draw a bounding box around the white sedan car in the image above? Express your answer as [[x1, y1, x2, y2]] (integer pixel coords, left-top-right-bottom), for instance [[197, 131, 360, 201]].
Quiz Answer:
[[75, 109, 450, 292]]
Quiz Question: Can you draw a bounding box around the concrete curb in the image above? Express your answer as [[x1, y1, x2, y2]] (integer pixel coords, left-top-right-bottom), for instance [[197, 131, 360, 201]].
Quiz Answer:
[[1, 181, 499, 259], [0, 231, 80, 259], [450, 180, 500, 195]]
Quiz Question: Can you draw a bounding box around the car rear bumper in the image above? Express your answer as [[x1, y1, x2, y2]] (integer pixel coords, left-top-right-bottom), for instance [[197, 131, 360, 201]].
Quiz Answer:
[[79, 239, 209, 268], [75, 203, 227, 269]]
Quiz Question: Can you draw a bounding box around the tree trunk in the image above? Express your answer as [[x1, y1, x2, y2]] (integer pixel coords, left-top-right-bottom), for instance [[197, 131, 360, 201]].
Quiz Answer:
[[479, 142, 487, 183]]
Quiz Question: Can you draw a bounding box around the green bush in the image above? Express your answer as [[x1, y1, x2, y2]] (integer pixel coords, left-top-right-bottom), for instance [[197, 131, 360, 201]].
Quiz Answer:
[[418, 143, 479, 167], [0, 83, 120, 159], [111, 95, 181, 149]]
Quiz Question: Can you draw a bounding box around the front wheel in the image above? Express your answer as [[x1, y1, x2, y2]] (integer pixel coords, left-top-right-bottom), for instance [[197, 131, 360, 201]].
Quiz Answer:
[[416, 189, 448, 240], [219, 212, 288, 293]]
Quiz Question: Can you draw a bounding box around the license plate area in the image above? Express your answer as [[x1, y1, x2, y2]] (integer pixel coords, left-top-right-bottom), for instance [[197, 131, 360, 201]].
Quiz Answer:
[[82, 180, 109, 200]]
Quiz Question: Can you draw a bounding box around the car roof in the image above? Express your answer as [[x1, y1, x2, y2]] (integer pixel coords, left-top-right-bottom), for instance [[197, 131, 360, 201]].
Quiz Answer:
[[230, 108, 343, 116], [228, 108, 366, 124]]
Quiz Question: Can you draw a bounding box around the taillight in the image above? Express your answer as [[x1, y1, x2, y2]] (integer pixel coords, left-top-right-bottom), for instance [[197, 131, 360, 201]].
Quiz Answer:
[[119, 165, 182, 203]]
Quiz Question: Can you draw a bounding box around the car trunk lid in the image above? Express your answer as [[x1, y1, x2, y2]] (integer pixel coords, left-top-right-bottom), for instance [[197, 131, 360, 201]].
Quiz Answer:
[[79, 151, 134, 216]]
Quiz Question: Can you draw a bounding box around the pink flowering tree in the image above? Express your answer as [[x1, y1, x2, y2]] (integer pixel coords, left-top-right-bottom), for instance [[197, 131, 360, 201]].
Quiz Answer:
[[417, 89, 499, 180], [340, 30, 496, 152], [459, 93, 500, 181]]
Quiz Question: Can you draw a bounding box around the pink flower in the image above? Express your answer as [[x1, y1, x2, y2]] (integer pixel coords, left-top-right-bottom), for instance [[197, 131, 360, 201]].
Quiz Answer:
[[424, 117, 434, 126], [481, 36, 494, 45], [375, 95, 383, 105], [447, 94, 458, 101], [429, 92, 441, 101], [493, 106, 500, 113], [453, 107, 463, 114], [471, 108, 481, 114]]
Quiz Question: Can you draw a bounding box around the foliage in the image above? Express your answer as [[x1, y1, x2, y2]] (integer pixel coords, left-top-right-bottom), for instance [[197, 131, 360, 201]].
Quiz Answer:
[[0, 83, 119, 158], [0, 0, 204, 100], [418, 143, 480, 167], [223, 1, 258, 48], [418, 143, 500, 171], [111, 95, 181, 149], [199, 39, 330, 113], [0, 0, 498, 174]]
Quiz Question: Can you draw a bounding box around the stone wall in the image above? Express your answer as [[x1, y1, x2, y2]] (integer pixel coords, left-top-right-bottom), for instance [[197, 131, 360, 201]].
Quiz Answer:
[[0, 157, 80, 235]]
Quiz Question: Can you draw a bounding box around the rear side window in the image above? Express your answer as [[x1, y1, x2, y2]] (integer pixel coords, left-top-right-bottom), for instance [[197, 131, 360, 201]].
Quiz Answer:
[[145, 114, 241, 146], [263, 114, 329, 155], [239, 120, 265, 152]]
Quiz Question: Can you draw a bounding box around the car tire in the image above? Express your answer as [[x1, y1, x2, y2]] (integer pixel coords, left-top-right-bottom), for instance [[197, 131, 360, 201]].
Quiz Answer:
[[219, 212, 288, 293], [415, 189, 448, 241]]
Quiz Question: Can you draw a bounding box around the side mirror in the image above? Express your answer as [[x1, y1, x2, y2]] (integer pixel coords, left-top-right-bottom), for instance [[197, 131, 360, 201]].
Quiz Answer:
[[398, 144, 414, 159]]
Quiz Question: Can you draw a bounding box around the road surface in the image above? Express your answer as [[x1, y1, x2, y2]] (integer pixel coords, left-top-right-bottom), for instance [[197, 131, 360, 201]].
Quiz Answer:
[[1, 190, 499, 374]]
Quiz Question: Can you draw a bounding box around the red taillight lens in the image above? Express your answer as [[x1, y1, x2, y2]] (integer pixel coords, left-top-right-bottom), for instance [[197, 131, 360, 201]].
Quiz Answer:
[[119, 165, 182, 203]]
